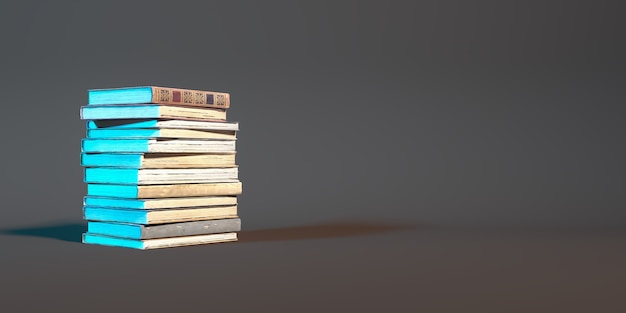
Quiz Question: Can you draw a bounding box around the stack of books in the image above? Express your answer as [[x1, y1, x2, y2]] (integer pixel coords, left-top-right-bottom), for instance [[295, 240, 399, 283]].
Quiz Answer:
[[80, 86, 242, 249]]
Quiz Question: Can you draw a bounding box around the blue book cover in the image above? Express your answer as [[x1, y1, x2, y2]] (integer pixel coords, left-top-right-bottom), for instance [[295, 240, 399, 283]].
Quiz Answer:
[[82, 232, 238, 249], [81, 153, 144, 168], [84, 206, 151, 223], [87, 129, 164, 139], [81, 138, 236, 153], [88, 87, 154, 105], [83, 205, 239, 224], [83, 167, 238, 184]]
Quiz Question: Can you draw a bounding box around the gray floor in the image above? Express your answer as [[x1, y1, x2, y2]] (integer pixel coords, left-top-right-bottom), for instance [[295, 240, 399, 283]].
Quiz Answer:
[[2, 221, 625, 313]]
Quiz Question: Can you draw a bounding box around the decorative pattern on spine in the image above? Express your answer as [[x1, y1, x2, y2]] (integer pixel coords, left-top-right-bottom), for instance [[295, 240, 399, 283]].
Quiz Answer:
[[152, 87, 230, 108]]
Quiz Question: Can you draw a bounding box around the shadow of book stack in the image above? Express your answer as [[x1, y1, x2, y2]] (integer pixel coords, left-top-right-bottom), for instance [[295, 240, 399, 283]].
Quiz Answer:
[[79, 86, 242, 249]]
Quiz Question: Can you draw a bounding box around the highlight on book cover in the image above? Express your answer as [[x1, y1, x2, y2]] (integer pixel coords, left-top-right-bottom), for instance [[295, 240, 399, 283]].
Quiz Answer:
[[80, 86, 242, 250]]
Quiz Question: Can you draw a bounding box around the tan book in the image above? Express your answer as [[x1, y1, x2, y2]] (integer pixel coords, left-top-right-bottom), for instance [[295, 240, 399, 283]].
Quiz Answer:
[[80, 104, 226, 121], [87, 218, 242, 239], [88, 86, 230, 109], [84, 167, 238, 185], [81, 138, 236, 153], [87, 120, 239, 131], [81, 153, 236, 169], [142, 154, 236, 168], [86, 128, 236, 140], [83, 205, 239, 224], [87, 182, 243, 198], [83, 195, 238, 209], [82, 232, 238, 249]]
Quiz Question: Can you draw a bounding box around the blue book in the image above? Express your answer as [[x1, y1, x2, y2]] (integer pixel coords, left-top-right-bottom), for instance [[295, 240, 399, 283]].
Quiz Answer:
[[86, 182, 242, 198], [81, 138, 236, 153], [87, 119, 239, 131], [82, 232, 238, 249], [86, 219, 241, 239], [81, 153, 237, 169], [86, 128, 236, 140], [87, 86, 230, 109], [84, 167, 238, 185], [83, 205, 239, 224], [83, 196, 238, 209], [80, 105, 226, 121]]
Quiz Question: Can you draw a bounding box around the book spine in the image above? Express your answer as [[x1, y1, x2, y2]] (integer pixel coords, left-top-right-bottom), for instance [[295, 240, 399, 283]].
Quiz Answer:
[[150, 87, 230, 109]]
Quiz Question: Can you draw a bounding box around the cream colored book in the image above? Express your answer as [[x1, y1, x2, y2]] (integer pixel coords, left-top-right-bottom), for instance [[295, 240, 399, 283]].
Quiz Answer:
[[87, 181, 242, 198], [83, 205, 239, 224], [80, 104, 227, 121], [82, 138, 236, 153], [83, 195, 238, 209], [82, 232, 238, 249], [84, 167, 238, 185], [81, 153, 237, 169], [87, 119, 239, 131], [87, 128, 236, 140]]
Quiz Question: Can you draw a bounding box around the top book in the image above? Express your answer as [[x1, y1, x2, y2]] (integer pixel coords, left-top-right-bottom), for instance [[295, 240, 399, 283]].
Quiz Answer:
[[88, 86, 230, 109]]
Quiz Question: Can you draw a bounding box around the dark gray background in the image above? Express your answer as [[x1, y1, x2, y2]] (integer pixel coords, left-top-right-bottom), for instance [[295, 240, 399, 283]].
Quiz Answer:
[[1, 1, 625, 312]]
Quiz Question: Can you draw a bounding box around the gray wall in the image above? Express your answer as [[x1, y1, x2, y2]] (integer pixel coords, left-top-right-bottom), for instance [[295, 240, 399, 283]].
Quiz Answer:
[[1, 0, 624, 228]]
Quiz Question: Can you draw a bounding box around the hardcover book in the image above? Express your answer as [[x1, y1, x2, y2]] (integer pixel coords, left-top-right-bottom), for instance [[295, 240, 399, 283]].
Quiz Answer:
[[84, 195, 237, 209], [81, 153, 237, 169], [87, 119, 239, 131], [86, 128, 236, 140], [83, 205, 238, 224], [87, 218, 241, 239], [82, 232, 238, 249], [87, 182, 242, 198], [81, 138, 236, 153], [80, 105, 226, 121], [84, 167, 238, 185], [88, 86, 230, 109]]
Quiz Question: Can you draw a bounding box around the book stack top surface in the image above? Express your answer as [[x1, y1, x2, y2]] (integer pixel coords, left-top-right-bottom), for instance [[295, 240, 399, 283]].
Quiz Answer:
[[88, 86, 230, 108], [82, 86, 231, 121]]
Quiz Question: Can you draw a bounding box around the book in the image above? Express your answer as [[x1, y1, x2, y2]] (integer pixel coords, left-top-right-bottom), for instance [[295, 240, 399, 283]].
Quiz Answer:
[[81, 138, 236, 153], [81, 153, 237, 169], [87, 218, 241, 239], [83, 205, 238, 224], [86, 128, 236, 140], [83, 196, 237, 209], [82, 232, 238, 249], [84, 167, 238, 185], [87, 182, 242, 198], [87, 119, 239, 131], [80, 105, 226, 121], [88, 86, 230, 109]]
